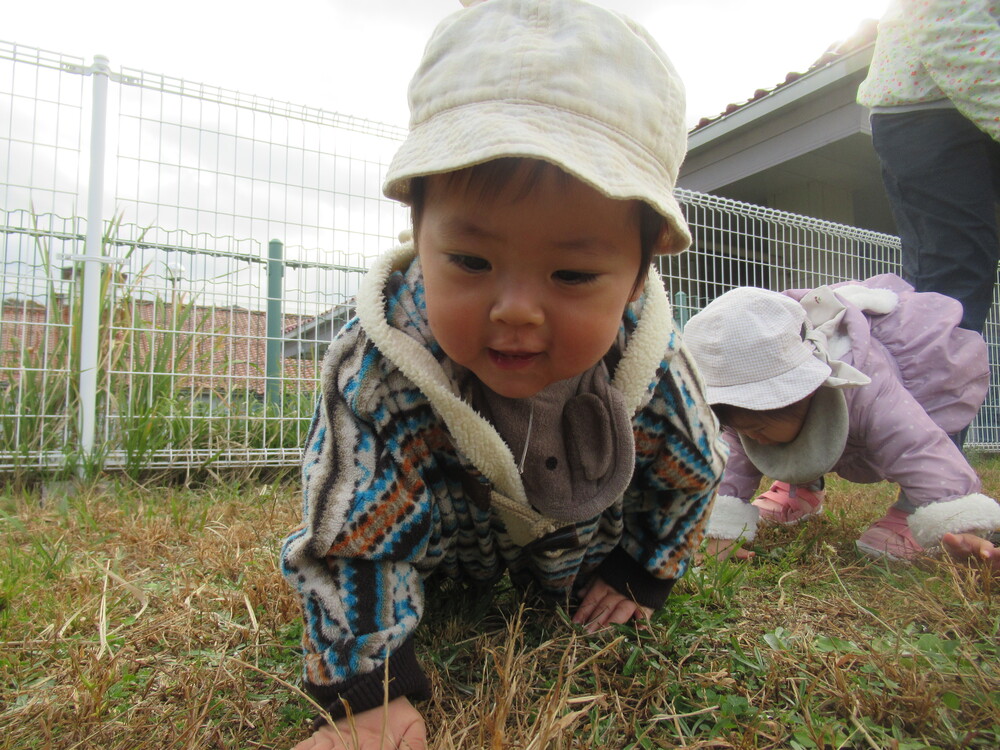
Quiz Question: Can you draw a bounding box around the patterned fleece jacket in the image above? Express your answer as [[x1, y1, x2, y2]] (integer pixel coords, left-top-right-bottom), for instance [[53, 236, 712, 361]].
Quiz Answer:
[[281, 244, 727, 720]]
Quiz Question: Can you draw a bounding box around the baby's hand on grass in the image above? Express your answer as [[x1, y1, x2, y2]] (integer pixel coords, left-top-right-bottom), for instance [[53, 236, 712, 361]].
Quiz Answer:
[[941, 532, 1000, 575], [572, 576, 652, 633], [293, 697, 426, 750], [704, 537, 755, 562]]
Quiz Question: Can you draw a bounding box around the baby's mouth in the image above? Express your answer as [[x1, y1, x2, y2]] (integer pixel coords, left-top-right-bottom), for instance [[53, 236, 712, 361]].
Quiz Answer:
[[488, 349, 540, 367]]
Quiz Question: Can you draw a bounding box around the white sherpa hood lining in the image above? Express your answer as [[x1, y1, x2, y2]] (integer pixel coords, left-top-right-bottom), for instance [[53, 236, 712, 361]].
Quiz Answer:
[[354, 243, 674, 507]]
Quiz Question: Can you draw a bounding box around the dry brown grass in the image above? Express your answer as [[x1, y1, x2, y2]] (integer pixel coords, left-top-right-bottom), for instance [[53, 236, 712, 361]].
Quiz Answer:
[[1, 462, 998, 749], [0, 479, 305, 749]]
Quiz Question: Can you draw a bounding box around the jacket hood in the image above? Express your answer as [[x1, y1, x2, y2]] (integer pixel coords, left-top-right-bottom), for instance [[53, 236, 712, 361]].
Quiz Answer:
[[353, 242, 676, 508], [786, 273, 987, 435]]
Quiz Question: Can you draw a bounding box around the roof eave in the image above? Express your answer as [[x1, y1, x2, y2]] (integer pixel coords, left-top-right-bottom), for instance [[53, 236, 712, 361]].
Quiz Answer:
[[687, 43, 875, 150]]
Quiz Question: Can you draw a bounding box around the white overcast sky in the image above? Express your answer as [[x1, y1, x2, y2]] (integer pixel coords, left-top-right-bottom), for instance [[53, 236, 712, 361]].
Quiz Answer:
[[8, 0, 891, 129]]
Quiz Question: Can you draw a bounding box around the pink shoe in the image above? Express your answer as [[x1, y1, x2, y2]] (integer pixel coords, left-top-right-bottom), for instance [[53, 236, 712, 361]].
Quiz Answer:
[[752, 481, 824, 525], [856, 508, 924, 560]]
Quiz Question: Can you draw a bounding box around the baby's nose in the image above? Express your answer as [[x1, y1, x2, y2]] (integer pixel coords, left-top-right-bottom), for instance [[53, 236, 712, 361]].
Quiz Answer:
[[489, 284, 544, 326]]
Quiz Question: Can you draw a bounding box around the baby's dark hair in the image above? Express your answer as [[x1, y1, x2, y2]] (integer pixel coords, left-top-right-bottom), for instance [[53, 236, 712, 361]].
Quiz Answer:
[[407, 158, 663, 298], [713, 395, 814, 429]]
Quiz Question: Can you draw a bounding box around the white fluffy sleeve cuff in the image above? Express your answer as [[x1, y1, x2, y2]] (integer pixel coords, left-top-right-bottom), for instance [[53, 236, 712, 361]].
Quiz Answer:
[[705, 494, 760, 540], [908, 493, 1000, 549]]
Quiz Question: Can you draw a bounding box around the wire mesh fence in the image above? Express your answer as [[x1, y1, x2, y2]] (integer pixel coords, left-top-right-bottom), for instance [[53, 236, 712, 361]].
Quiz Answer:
[[2, 40, 997, 473]]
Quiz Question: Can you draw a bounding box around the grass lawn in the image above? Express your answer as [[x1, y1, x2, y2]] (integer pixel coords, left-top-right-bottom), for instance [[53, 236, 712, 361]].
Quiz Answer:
[[1, 460, 998, 749]]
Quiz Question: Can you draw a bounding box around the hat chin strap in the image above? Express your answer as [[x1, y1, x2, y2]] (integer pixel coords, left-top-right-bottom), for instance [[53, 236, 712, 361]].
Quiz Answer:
[[741, 386, 848, 485]]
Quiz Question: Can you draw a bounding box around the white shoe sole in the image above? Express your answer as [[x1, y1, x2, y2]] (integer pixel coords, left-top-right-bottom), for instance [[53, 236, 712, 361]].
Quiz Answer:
[[855, 538, 915, 561]]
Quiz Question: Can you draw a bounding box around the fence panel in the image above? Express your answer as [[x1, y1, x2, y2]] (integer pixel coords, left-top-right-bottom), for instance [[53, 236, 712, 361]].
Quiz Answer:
[[1, 40, 997, 473], [1, 44, 89, 470]]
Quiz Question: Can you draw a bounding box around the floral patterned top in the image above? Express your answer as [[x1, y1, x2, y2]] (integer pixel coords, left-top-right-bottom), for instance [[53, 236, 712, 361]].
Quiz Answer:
[[857, 0, 1000, 141]]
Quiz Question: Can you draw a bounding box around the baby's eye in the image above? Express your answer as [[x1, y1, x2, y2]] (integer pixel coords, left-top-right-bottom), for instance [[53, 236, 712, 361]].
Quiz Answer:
[[553, 269, 598, 285], [447, 254, 491, 273]]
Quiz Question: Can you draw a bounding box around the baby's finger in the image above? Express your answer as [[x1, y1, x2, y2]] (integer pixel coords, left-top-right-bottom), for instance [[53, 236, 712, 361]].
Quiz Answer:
[[632, 604, 653, 621], [572, 598, 597, 626], [981, 544, 1000, 564], [586, 598, 632, 632], [942, 532, 973, 556], [606, 599, 639, 625]]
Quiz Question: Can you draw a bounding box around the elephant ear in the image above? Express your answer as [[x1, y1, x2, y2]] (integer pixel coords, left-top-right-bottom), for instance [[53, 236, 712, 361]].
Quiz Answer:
[[564, 393, 613, 481]]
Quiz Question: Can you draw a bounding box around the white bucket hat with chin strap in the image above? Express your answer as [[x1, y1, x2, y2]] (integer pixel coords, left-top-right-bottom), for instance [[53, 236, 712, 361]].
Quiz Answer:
[[683, 287, 870, 411], [684, 286, 872, 485], [383, 0, 692, 255]]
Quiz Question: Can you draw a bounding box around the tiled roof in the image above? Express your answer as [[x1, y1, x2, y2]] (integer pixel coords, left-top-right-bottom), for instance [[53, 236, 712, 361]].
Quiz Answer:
[[0, 298, 319, 396], [690, 19, 878, 133]]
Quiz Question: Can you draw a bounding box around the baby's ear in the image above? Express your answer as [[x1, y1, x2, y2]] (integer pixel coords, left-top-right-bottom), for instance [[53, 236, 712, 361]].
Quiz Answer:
[[629, 283, 645, 303], [653, 224, 680, 255]]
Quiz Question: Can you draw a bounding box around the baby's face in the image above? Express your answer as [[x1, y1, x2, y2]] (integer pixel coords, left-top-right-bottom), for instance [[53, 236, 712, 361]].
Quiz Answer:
[[416, 164, 643, 399], [726, 410, 806, 446]]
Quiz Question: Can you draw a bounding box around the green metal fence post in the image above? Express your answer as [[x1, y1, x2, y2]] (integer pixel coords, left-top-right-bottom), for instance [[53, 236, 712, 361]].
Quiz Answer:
[[265, 239, 284, 406], [674, 290, 690, 331]]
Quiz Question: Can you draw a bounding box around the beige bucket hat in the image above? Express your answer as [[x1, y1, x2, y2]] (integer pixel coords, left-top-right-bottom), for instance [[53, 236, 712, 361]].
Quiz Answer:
[[383, 0, 692, 254]]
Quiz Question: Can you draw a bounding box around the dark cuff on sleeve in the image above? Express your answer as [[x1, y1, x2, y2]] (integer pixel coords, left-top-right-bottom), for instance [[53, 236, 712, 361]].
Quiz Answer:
[[306, 636, 432, 726], [594, 546, 676, 610]]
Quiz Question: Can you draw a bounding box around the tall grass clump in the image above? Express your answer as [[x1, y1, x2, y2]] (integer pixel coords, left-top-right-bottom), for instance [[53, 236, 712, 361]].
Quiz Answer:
[[0, 213, 286, 480], [0, 215, 80, 477], [105, 276, 211, 477]]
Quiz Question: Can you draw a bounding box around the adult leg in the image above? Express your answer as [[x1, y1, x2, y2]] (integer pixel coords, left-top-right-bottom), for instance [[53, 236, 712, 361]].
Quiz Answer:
[[871, 110, 1000, 333]]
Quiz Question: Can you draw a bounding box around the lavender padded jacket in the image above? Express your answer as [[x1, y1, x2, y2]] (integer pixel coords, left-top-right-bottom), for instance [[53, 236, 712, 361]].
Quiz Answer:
[[707, 274, 1000, 548]]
